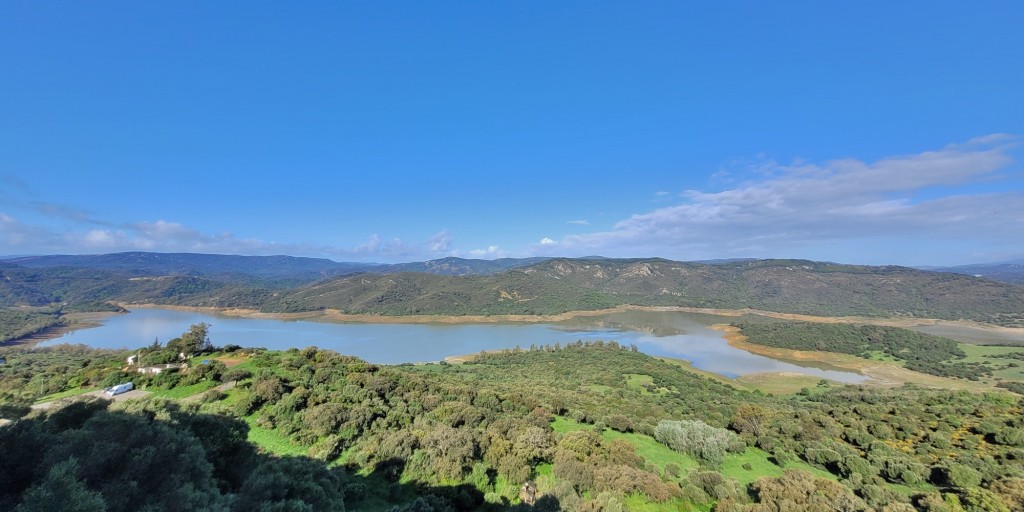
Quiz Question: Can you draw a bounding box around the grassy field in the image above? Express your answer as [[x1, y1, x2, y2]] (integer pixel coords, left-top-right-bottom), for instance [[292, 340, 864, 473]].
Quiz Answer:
[[549, 416, 840, 511], [622, 493, 710, 512], [243, 414, 309, 457], [960, 344, 1024, 381], [603, 428, 700, 474], [552, 416, 699, 474], [552, 415, 836, 492], [34, 386, 100, 403], [147, 380, 219, 399], [734, 373, 834, 396], [719, 447, 835, 486]]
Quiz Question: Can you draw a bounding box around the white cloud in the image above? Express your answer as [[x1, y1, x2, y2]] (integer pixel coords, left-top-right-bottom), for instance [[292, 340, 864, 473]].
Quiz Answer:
[[427, 230, 453, 252], [539, 237, 557, 245], [0, 211, 447, 262], [558, 135, 1024, 261], [467, 245, 505, 258], [566, 219, 590, 226], [352, 234, 412, 258], [353, 234, 382, 254], [83, 229, 117, 247], [0, 212, 63, 247]]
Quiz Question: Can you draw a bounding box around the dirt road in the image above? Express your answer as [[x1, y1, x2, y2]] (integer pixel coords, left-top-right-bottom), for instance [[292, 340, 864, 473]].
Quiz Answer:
[[30, 389, 151, 411]]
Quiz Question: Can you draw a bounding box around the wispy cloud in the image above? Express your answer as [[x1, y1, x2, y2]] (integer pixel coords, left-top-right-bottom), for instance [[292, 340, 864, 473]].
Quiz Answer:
[[426, 230, 453, 253], [550, 135, 1023, 262], [0, 211, 459, 261], [566, 219, 589, 226], [466, 245, 505, 258]]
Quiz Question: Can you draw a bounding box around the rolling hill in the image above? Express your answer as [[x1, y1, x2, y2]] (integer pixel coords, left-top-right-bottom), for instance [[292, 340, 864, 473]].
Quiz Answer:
[[3, 254, 1024, 327], [256, 258, 1024, 325]]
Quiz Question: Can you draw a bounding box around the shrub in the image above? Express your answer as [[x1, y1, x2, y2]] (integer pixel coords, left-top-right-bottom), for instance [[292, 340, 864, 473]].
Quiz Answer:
[[654, 419, 742, 466]]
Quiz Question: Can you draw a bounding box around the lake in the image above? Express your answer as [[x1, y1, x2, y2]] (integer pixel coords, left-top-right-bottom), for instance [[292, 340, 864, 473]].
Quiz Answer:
[[45, 308, 869, 383]]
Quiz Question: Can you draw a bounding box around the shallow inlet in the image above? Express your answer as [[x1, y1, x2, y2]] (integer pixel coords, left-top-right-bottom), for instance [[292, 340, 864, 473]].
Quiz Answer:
[[45, 308, 868, 383]]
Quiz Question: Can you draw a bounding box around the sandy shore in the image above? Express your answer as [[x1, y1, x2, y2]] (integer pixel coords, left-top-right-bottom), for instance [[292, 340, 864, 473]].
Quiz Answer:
[[122, 303, 666, 324]]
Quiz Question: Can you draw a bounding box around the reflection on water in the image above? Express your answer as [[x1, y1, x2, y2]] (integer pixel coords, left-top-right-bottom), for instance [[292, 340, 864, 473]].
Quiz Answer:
[[45, 308, 867, 383]]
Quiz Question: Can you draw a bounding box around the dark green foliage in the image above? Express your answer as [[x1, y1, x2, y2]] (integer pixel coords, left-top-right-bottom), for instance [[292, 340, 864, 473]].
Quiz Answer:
[[0, 344, 125, 408], [235, 456, 346, 511], [736, 321, 993, 379], [167, 322, 213, 356], [0, 398, 364, 512], [717, 469, 869, 511], [0, 308, 62, 342], [13, 458, 106, 512], [0, 400, 230, 511], [654, 419, 743, 465], [5, 342, 1024, 510], [996, 381, 1024, 395], [934, 464, 983, 489]]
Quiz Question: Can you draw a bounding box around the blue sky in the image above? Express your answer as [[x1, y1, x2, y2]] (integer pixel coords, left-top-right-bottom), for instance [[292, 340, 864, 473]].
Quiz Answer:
[[1, 2, 1022, 266]]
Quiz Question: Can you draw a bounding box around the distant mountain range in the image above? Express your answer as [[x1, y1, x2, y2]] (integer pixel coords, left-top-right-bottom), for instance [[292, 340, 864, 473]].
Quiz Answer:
[[1, 252, 548, 287], [922, 261, 1024, 285], [2, 252, 1023, 327]]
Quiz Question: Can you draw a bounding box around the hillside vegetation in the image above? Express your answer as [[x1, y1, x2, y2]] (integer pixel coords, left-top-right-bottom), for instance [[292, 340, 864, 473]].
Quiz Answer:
[[0, 310, 62, 343], [3, 339, 1023, 511], [3, 257, 1024, 331], [262, 259, 1024, 326]]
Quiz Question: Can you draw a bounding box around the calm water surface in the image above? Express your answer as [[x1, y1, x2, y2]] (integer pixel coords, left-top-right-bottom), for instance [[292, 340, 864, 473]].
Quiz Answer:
[[45, 308, 867, 382]]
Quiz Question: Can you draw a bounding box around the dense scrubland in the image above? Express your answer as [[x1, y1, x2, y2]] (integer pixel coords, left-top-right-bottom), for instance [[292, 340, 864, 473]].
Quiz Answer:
[[3, 330, 1024, 511]]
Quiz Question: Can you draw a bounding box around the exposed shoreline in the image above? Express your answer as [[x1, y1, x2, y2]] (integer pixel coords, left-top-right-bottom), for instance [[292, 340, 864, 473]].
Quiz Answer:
[[20, 302, 1024, 355], [121, 301, 1024, 329], [4, 311, 121, 347], [119, 303, 1024, 333], [712, 324, 1001, 392]]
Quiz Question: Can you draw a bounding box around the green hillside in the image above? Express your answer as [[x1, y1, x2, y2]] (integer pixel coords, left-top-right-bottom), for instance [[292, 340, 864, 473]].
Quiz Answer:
[[265, 258, 1024, 326], [3, 341, 1022, 511], [4, 257, 1024, 329]]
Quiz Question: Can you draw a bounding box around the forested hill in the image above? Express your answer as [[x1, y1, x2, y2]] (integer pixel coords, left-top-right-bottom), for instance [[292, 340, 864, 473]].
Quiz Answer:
[[3, 256, 1024, 326], [223, 258, 1024, 326]]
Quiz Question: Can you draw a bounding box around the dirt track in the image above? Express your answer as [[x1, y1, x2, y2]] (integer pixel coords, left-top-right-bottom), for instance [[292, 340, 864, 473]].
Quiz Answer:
[[30, 389, 151, 411]]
